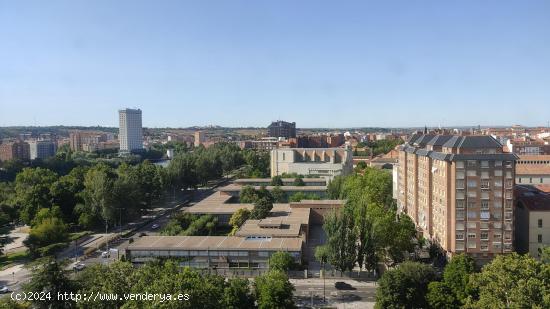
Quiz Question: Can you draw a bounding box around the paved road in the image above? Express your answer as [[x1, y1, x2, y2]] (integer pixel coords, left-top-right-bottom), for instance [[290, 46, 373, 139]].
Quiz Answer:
[[292, 278, 377, 308]]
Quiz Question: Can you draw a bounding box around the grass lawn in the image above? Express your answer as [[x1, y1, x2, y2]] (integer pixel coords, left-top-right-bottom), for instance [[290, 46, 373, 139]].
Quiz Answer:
[[0, 250, 30, 270]]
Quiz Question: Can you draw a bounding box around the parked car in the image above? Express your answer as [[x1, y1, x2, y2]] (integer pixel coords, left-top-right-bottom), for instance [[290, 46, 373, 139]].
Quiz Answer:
[[73, 263, 86, 271], [151, 224, 160, 230], [101, 251, 110, 258], [0, 286, 10, 294]]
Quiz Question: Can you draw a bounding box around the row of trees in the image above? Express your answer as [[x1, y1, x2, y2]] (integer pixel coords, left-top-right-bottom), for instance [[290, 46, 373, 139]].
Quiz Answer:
[[161, 213, 218, 236], [375, 252, 550, 309], [319, 167, 416, 273], [3, 257, 296, 309], [166, 143, 269, 189]]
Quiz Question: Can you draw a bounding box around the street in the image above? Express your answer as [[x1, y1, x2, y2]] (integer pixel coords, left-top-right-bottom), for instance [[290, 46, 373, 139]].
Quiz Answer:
[[292, 278, 377, 308]]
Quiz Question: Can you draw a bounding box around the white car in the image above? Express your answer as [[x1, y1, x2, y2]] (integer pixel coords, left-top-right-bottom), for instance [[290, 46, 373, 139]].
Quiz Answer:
[[73, 263, 86, 271], [0, 286, 10, 294], [101, 251, 110, 258], [151, 224, 160, 230]]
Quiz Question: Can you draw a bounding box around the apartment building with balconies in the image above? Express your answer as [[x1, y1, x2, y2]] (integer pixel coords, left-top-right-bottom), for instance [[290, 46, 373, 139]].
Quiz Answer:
[[397, 134, 517, 264]]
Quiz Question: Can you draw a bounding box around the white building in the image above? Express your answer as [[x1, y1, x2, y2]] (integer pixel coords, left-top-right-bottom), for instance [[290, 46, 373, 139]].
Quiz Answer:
[[270, 148, 353, 180], [29, 140, 56, 160], [119, 108, 143, 153]]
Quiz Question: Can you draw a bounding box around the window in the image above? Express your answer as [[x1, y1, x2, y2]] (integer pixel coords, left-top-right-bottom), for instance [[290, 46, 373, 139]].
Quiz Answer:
[[468, 222, 477, 229], [494, 233, 502, 240], [468, 191, 477, 198], [467, 170, 477, 177], [456, 200, 465, 209], [468, 180, 477, 187], [457, 210, 465, 219], [495, 161, 502, 167], [467, 160, 477, 167], [538, 234, 543, 243], [481, 180, 490, 189], [495, 170, 502, 177], [456, 161, 465, 169], [468, 201, 476, 208], [480, 222, 489, 230], [481, 201, 489, 210], [539, 219, 543, 228], [456, 233, 464, 240], [481, 161, 489, 168], [456, 180, 465, 189], [494, 201, 502, 208], [468, 242, 477, 249], [494, 179, 502, 187], [494, 222, 502, 229], [481, 171, 489, 179], [467, 211, 477, 219], [456, 171, 465, 179], [481, 232, 489, 240], [481, 243, 489, 251], [456, 222, 464, 230]]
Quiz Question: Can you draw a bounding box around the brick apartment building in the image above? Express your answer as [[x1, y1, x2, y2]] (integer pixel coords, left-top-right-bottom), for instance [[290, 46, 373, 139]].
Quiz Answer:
[[397, 134, 518, 264], [0, 140, 30, 161]]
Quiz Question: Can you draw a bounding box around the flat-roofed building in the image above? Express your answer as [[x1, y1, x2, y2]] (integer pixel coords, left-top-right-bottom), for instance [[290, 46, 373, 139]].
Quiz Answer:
[[119, 108, 143, 153], [515, 185, 550, 260], [398, 134, 518, 264], [126, 235, 303, 269], [234, 178, 326, 187], [271, 148, 353, 180], [268, 120, 296, 139], [516, 155, 550, 185]]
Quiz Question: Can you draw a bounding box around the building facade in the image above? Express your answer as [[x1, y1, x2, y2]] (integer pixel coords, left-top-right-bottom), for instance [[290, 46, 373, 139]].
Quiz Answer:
[[516, 155, 550, 185], [397, 134, 517, 263], [194, 131, 206, 147], [29, 140, 56, 160], [0, 141, 30, 161], [515, 185, 550, 260], [270, 148, 353, 180], [118, 108, 143, 153], [268, 121, 296, 138]]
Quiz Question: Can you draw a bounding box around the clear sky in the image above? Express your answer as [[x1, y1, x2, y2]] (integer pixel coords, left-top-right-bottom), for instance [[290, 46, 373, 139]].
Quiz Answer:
[[1, 1, 549, 128]]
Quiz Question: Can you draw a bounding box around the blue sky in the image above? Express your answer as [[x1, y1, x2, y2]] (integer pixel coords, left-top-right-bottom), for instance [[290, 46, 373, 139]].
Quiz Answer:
[[1, 1, 549, 128]]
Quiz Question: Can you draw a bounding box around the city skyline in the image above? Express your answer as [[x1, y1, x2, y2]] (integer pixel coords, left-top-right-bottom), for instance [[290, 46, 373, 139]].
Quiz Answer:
[[1, 1, 550, 128]]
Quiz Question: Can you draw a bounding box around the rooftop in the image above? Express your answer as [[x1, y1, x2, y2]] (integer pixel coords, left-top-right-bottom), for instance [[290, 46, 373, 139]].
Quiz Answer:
[[127, 235, 303, 251], [515, 185, 550, 212]]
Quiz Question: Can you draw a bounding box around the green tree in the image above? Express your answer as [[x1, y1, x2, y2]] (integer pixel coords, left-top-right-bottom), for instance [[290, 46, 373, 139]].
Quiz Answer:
[[293, 177, 305, 186], [228, 208, 250, 235], [24, 217, 68, 257], [375, 261, 437, 309], [23, 258, 76, 309], [15, 167, 58, 224], [250, 198, 273, 220], [254, 270, 296, 309], [76, 261, 135, 309], [271, 186, 286, 203], [467, 253, 550, 308], [239, 185, 258, 203], [540, 246, 550, 264], [326, 175, 345, 199], [271, 175, 284, 186], [442, 254, 476, 303], [323, 208, 357, 272], [269, 251, 295, 271], [79, 164, 116, 228], [49, 166, 86, 223], [223, 278, 255, 309], [426, 281, 458, 309]]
